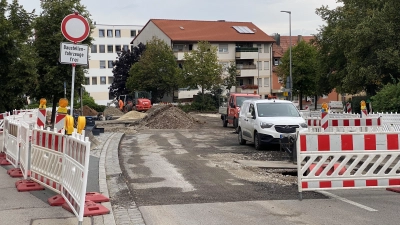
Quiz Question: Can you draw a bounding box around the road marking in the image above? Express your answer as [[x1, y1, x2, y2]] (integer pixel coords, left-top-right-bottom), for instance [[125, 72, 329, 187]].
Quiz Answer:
[[319, 191, 378, 212]]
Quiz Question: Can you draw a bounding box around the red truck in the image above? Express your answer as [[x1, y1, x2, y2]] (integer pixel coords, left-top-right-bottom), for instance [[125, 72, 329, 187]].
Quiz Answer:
[[219, 93, 260, 129]]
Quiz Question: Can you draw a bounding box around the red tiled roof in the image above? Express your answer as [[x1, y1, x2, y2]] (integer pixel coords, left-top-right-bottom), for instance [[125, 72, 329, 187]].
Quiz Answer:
[[273, 35, 313, 58], [132, 19, 276, 43]]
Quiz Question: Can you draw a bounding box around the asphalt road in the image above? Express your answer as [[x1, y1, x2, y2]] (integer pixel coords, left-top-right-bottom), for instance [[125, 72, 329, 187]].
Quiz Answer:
[[118, 115, 400, 225]]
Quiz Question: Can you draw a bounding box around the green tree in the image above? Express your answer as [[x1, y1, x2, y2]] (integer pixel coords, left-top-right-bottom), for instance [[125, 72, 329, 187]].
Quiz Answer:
[[127, 37, 181, 103], [315, 0, 400, 95], [0, 0, 38, 112], [276, 40, 321, 109], [182, 41, 223, 95], [223, 62, 238, 92], [31, 0, 93, 123]]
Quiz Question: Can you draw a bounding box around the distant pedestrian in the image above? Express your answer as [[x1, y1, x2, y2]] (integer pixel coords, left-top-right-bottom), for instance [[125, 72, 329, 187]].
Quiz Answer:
[[119, 99, 124, 111]]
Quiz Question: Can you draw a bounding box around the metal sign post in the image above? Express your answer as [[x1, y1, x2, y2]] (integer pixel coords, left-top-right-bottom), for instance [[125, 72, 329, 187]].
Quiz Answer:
[[60, 12, 90, 118]]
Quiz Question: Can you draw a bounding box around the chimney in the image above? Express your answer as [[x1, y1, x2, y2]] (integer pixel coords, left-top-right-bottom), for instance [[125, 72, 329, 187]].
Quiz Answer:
[[298, 35, 302, 42], [274, 33, 281, 46]]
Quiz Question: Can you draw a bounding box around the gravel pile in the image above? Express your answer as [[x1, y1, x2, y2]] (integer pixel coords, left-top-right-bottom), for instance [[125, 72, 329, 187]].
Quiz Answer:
[[104, 106, 124, 117], [117, 111, 146, 120], [139, 105, 198, 129]]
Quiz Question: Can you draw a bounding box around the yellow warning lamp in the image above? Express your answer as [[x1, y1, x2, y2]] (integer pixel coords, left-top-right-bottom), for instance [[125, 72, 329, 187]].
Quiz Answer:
[[77, 116, 86, 134], [360, 100, 366, 110], [57, 98, 68, 114], [65, 115, 74, 135], [39, 98, 47, 109], [321, 102, 328, 112]]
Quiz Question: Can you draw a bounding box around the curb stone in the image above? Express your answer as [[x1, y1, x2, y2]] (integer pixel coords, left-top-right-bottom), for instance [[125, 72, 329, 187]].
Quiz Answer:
[[104, 132, 146, 225]]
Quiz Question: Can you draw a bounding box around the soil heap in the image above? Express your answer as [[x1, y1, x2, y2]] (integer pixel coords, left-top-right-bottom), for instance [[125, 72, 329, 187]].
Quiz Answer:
[[140, 105, 198, 129], [117, 111, 146, 120], [104, 106, 124, 117], [82, 105, 98, 116]]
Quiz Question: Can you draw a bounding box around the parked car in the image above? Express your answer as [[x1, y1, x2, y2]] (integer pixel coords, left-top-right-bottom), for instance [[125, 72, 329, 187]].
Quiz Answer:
[[237, 99, 308, 150]]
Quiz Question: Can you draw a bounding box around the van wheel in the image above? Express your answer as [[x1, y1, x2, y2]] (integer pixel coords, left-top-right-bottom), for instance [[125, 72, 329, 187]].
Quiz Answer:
[[222, 116, 228, 127], [238, 128, 246, 145], [254, 132, 262, 150]]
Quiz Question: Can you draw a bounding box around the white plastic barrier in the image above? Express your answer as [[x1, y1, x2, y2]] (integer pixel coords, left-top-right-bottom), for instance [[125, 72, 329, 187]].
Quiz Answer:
[[4, 119, 21, 167], [61, 131, 91, 222], [19, 122, 32, 179], [0, 112, 10, 133], [30, 126, 64, 193], [296, 130, 400, 200]]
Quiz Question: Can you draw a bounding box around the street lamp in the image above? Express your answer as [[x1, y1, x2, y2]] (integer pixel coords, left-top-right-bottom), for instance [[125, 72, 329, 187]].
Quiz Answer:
[[281, 10, 292, 101]]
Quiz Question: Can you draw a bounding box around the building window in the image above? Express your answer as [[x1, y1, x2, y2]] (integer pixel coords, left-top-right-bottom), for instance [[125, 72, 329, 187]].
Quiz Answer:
[[264, 61, 269, 70], [115, 45, 121, 52], [100, 76, 106, 85], [257, 44, 262, 53], [99, 45, 105, 53], [274, 58, 279, 65], [91, 45, 97, 53], [173, 44, 183, 52], [99, 29, 105, 37], [257, 61, 262, 70], [108, 60, 113, 68], [115, 29, 121, 37], [85, 77, 90, 85], [107, 29, 113, 37], [92, 77, 97, 85], [107, 45, 113, 53], [108, 76, 114, 84], [219, 44, 228, 53], [257, 78, 262, 86], [123, 45, 129, 51], [264, 44, 269, 53], [130, 30, 137, 37], [264, 78, 270, 87], [100, 60, 106, 69], [239, 79, 243, 86]]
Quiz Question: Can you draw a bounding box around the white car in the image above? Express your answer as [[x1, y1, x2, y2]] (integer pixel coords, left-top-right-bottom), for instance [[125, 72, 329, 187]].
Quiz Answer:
[[237, 99, 308, 150]]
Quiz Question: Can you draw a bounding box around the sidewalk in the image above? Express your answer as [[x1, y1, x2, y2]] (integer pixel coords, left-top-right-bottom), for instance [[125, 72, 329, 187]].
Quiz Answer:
[[0, 130, 128, 225]]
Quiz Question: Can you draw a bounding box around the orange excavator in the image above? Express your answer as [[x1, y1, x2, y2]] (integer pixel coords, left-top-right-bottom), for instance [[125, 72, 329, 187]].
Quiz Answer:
[[119, 91, 152, 112]]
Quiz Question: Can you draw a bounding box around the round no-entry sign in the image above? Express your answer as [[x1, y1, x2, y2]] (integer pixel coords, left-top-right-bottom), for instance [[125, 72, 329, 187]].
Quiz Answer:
[[61, 13, 90, 43]]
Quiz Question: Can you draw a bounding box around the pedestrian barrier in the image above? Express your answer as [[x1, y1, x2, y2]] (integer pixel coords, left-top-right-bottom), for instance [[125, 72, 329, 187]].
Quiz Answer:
[[37, 109, 46, 128], [13, 109, 37, 115], [296, 130, 400, 200], [0, 112, 10, 134], [55, 113, 67, 133], [1, 119, 20, 167]]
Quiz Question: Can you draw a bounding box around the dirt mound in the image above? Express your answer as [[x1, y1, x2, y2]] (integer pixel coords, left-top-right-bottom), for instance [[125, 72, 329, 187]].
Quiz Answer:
[[82, 105, 98, 116], [117, 111, 146, 120], [140, 105, 197, 129], [104, 106, 124, 117]]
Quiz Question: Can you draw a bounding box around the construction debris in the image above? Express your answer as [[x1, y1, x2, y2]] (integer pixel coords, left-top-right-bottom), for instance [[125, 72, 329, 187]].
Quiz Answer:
[[139, 105, 199, 129], [117, 111, 146, 120], [82, 105, 98, 116], [104, 106, 124, 117]]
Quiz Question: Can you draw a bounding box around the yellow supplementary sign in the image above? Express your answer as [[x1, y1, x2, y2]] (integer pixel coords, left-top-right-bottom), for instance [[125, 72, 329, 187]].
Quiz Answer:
[[283, 92, 288, 97]]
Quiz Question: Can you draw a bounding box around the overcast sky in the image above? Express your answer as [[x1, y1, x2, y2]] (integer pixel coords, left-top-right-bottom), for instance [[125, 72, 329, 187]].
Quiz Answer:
[[11, 0, 341, 36]]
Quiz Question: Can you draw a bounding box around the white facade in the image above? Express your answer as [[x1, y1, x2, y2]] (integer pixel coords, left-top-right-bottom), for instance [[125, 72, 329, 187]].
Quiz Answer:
[[85, 24, 143, 105]]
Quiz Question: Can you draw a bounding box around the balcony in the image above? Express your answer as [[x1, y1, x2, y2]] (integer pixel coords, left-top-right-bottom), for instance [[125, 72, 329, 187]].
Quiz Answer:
[[235, 47, 259, 59], [174, 51, 188, 61], [237, 69, 259, 77]]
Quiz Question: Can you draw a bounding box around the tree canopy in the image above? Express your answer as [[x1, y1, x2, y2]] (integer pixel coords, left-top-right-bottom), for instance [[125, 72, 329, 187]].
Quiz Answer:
[[109, 43, 146, 99], [315, 0, 400, 95], [127, 37, 182, 103], [277, 40, 324, 108], [182, 41, 223, 95], [0, 0, 38, 112]]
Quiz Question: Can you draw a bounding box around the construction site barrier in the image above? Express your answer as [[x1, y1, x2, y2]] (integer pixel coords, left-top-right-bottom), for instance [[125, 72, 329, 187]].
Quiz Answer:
[[55, 113, 66, 133], [1, 119, 21, 167], [18, 122, 32, 179], [0, 112, 10, 133], [296, 130, 400, 200]]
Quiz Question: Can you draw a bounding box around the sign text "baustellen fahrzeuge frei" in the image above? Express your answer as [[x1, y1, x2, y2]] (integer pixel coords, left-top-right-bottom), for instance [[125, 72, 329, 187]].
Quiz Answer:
[[59, 42, 88, 65]]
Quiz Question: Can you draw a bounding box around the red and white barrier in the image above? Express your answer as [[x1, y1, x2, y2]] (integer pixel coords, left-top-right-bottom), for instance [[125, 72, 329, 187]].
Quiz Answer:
[[297, 131, 400, 199], [346, 102, 352, 113], [55, 113, 66, 133], [305, 113, 381, 132], [61, 131, 91, 221], [2, 119, 21, 167], [37, 109, 46, 128]]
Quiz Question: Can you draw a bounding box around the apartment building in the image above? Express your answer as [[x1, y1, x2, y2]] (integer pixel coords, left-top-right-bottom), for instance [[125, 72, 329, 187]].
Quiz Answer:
[[131, 19, 275, 100], [85, 24, 143, 105], [271, 34, 341, 107]]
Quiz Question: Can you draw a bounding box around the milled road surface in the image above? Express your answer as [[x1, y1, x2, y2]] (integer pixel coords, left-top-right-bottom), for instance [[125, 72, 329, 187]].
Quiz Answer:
[[118, 115, 400, 225]]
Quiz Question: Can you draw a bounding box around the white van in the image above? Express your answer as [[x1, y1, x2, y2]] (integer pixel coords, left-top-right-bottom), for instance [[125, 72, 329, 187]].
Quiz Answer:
[[237, 99, 308, 150]]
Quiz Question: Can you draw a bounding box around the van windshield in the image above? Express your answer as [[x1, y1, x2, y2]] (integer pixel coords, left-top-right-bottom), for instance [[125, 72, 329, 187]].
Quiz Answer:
[[257, 103, 300, 117], [236, 96, 260, 107]]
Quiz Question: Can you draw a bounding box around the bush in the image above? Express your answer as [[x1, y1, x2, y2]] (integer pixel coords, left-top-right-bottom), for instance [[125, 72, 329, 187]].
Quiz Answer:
[[371, 82, 400, 113]]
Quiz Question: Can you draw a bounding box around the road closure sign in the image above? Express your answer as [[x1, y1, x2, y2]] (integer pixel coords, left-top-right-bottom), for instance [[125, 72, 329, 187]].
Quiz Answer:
[[60, 42, 88, 65]]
